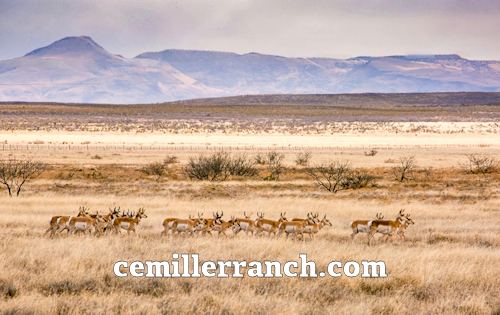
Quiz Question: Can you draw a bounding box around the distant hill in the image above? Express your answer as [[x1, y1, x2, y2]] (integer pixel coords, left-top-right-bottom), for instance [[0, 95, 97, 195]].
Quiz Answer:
[[1, 36, 500, 104]]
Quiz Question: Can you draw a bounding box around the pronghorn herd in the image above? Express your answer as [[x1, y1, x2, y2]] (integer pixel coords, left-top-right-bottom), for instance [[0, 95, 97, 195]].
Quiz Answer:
[[45, 207, 414, 244]]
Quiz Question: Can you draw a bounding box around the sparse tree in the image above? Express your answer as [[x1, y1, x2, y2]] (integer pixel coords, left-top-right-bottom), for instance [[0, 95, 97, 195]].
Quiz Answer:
[[306, 161, 351, 193], [392, 156, 416, 182], [307, 162, 376, 193], [463, 154, 497, 175], [295, 152, 312, 166], [0, 158, 47, 197]]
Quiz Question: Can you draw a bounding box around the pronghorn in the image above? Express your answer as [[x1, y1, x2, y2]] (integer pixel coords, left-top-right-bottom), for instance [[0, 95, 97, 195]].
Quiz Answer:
[[170, 216, 207, 236], [277, 214, 316, 240], [67, 212, 104, 236], [254, 212, 287, 237], [196, 211, 223, 236], [291, 212, 319, 224], [302, 214, 333, 240], [367, 209, 407, 245], [112, 208, 148, 234], [233, 212, 256, 236], [396, 212, 415, 240], [101, 207, 121, 234], [350, 212, 384, 240], [211, 216, 241, 237], [45, 206, 89, 237]]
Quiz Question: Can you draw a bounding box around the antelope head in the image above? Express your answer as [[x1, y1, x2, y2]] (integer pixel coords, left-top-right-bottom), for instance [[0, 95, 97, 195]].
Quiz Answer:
[[279, 212, 288, 222], [321, 214, 333, 227], [404, 213, 414, 225], [214, 211, 224, 224], [376, 212, 384, 220], [244, 211, 252, 219], [137, 208, 147, 219], [306, 213, 316, 225]]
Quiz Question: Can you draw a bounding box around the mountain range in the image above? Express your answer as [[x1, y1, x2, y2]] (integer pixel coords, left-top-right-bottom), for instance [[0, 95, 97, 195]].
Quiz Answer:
[[0, 36, 499, 104]]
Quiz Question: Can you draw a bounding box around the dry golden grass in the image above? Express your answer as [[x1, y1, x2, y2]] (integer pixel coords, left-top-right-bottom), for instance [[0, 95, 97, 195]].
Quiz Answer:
[[0, 194, 499, 314]]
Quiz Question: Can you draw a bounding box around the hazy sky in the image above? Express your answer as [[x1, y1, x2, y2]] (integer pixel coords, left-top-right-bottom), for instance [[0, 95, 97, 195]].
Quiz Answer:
[[1, 0, 499, 60]]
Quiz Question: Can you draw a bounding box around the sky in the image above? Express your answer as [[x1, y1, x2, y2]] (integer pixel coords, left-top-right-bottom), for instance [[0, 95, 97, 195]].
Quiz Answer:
[[1, 0, 499, 60]]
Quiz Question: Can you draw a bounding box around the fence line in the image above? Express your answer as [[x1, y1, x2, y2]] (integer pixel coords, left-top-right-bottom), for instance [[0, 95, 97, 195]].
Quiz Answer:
[[0, 143, 493, 152]]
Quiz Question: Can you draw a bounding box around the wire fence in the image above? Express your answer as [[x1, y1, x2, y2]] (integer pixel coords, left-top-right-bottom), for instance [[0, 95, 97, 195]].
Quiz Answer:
[[0, 143, 492, 152]]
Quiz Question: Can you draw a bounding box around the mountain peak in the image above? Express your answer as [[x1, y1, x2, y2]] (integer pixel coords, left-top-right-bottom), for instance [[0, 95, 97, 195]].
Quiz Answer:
[[25, 36, 111, 57]]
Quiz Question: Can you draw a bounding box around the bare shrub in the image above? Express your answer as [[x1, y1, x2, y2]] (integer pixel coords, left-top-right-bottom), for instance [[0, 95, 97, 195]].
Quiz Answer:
[[264, 151, 285, 181], [342, 170, 377, 189], [306, 161, 350, 193], [141, 162, 167, 182], [392, 156, 416, 182], [307, 162, 376, 193], [295, 152, 312, 166], [227, 154, 258, 177], [254, 153, 266, 165], [462, 154, 497, 175], [185, 152, 231, 181], [163, 155, 178, 165], [364, 149, 378, 157], [0, 158, 47, 197]]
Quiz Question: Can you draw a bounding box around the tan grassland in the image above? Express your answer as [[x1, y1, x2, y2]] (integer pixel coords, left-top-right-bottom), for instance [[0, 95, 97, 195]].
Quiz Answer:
[[0, 98, 499, 314]]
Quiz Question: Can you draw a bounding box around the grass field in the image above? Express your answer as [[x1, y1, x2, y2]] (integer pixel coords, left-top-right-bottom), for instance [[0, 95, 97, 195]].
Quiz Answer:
[[0, 96, 499, 314]]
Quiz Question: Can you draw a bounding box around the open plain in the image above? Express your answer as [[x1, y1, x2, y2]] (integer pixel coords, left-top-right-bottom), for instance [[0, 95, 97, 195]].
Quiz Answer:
[[0, 94, 499, 314]]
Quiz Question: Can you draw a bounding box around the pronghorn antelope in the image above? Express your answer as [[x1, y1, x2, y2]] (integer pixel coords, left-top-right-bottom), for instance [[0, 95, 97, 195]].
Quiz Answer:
[[302, 214, 333, 240], [196, 211, 224, 236], [45, 206, 89, 237], [277, 214, 316, 240], [291, 212, 319, 224], [350, 212, 384, 240], [396, 212, 415, 240], [255, 212, 288, 237], [170, 216, 207, 236], [112, 208, 148, 234], [233, 212, 256, 236], [211, 216, 241, 237], [67, 212, 104, 236], [101, 207, 121, 234], [367, 209, 407, 245]]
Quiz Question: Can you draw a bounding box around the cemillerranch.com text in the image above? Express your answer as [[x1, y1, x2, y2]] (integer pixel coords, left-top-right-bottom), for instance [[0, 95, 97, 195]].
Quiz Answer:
[[114, 254, 387, 278]]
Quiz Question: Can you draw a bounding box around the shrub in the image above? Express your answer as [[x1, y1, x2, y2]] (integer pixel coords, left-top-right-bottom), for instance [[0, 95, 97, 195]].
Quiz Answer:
[[141, 162, 167, 181], [392, 156, 416, 182], [163, 155, 178, 165], [342, 170, 376, 189], [307, 162, 376, 193], [227, 154, 258, 177], [364, 149, 378, 156], [265, 151, 285, 181], [185, 152, 231, 181], [306, 161, 351, 193], [185, 152, 258, 181], [295, 152, 312, 166], [254, 153, 266, 165], [462, 154, 496, 175]]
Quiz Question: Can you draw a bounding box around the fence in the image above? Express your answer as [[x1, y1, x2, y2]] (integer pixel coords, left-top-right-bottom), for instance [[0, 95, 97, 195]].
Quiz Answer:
[[0, 143, 492, 152]]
